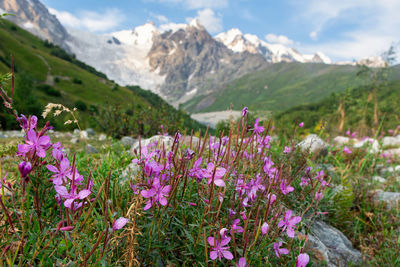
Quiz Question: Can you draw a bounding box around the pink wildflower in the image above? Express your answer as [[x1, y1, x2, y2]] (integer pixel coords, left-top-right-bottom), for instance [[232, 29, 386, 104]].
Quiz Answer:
[[273, 241, 289, 258], [207, 236, 233, 261], [296, 253, 310, 267], [278, 210, 301, 238]]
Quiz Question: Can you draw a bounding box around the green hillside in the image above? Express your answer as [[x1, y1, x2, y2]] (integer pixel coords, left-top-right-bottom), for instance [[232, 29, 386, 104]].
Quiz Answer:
[[183, 62, 399, 113], [0, 18, 206, 136], [274, 77, 400, 136]]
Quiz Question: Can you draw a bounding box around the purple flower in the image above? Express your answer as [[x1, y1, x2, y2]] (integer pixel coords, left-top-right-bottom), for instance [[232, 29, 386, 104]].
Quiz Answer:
[[113, 217, 129, 231], [18, 114, 37, 130], [140, 178, 171, 210], [231, 219, 244, 234], [296, 253, 310, 267], [300, 177, 310, 187], [54, 185, 91, 209], [273, 241, 289, 258], [236, 257, 248, 267], [205, 163, 226, 187], [18, 130, 50, 158], [280, 180, 294, 195], [278, 210, 301, 238], [253, 118, 265, 136], [283, 146, 291, 154], [208, 236, 233, 261], [315, 192, 323, 201], [261, 222, 269, 235], [18, 161, 32, 178], [47, 157, 70, 185], [242, 107, 248, 117], [299, 122, 304, 128], [343, 146, 352, 154], [188, 157, 206, 182]]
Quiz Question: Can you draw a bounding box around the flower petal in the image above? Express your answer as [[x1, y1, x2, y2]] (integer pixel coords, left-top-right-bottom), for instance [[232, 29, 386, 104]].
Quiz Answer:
[[222, 250, 233, 260], [78, 189, 91, 199], [113, 217, 129, 231], [207, 236, 215, 246], [210, 251, 218, 260]]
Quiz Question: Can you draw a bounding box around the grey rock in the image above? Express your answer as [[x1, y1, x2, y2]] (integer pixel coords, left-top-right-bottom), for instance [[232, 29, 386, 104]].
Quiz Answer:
[[98, 134, 107, 141], [85, 144, 98, 154], [121, 136, 136, 149], [297, 134, 328, 158], [373, 190, 400, 209], [382, 136, 400, 148], [305, 221, 362, 267], [383, 148, 400, 157], [73, 129, 80, 134], [120, 162, 141, 185], [333, 136, 350, 146], [86, 128, 95, 136], [372, 176, 386, 183], [353, 138, 379, 153], [0, 134, 7, 138], [130, 135, 174, 155], [80, 130, 89, 140], [70, 137, 79, 144]]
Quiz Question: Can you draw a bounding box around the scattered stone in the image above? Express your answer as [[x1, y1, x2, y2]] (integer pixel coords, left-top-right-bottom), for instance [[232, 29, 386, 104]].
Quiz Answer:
[[80, 130, 89, 140], [373, 190, 400, 209], [353, 138, 380, 153], [130, 135, 174, 156], [181, 136, 200, 148], [86, 128, 95, 137], [297, 134, 328, 158], [121, 136, 136, 149], [333, 136, 350, 146], [120, 162, 141, 185], [70, 138, 79, 144], [305, 220, 362, 267], [98, 134, 107, 141], [382, 136, 400, 148], [85, 144, 98, 154], [73, 129, 80, 134], [0, 133, 7, 138], [372, 176, 386, 183], [383, 148, 400, 157]]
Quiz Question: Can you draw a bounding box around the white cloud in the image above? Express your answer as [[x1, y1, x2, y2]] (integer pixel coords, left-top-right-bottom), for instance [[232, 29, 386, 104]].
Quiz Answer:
[[265, 33, 294, 46], [186, 8, 223, 33], [293, 0, 400, 60], [49, 7, 126, 33], [151, 0, 228, 10], [309, 31, 318, 40]]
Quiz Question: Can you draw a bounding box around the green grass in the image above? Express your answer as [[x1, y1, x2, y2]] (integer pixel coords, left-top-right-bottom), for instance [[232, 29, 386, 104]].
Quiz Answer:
[[183, 62, 400, 114], [0, 18, 206, 134]]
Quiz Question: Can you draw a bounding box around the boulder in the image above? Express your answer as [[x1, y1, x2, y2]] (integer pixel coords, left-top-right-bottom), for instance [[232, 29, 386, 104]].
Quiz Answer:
[[305, 220, 362, 267], [86, 128, 95, 137], [121, 136, 136, 149], [333, 136, 350, 146], [353, 138, 379, 153], [372, 176, 386, 183], [79, 130, 89, 140], [120, 162, 141, 185], [85, 144, 98, 154], [129, 135, 174, 156], [297, 134, 328, 158], [381, 136, 400, 148], [98, 134, 107, 141], [70, 137, 79, 144], [373, 190, 400, 209]]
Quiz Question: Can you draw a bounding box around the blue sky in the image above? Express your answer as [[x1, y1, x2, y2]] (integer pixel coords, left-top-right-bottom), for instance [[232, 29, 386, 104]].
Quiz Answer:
[[42, 0, 400, 62]]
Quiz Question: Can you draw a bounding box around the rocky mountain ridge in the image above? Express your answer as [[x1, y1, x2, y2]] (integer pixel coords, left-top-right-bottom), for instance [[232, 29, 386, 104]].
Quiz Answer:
[[0, 0, 389, 105]]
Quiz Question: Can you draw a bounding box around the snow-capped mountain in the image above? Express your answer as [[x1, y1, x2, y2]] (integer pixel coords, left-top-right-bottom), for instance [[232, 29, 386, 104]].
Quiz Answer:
[[0, 0, 70, 52], [0, 0, 388, 105], [215, 28, 331, 64]]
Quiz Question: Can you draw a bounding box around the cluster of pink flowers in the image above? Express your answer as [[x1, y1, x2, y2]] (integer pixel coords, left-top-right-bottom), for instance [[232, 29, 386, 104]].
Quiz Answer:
[[16, 114, 128, 230]]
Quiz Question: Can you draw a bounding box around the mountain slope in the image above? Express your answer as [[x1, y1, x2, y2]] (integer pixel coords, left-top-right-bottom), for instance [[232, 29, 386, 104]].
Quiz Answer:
[[0, 0, 70, 51], [182, 62, 367, 113], [0, 18, 206, 134], [274, 75, 400, 136]]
